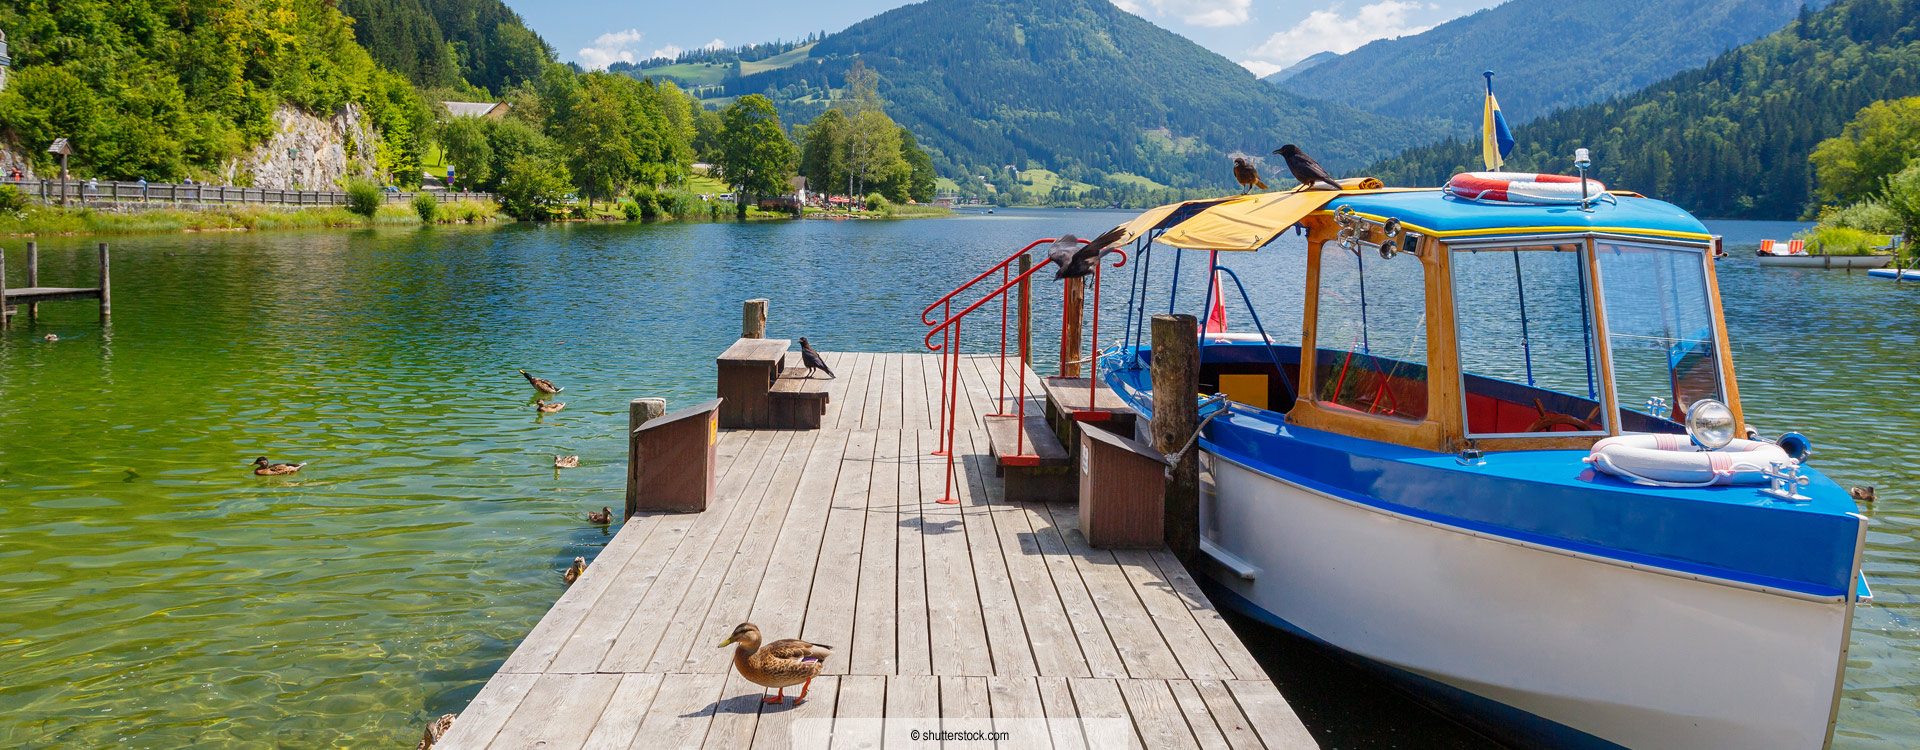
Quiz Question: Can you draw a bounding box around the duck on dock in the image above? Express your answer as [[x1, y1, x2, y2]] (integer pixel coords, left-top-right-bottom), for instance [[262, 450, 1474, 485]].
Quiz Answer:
[[562, 556, 587, 585], [718, 622, 833, 704], [536, 402, 565, 414], [251, 457, 308, 476], [519, 370, 563, 394], [587, 507, 612, 524], [553, 454, 580, 468]]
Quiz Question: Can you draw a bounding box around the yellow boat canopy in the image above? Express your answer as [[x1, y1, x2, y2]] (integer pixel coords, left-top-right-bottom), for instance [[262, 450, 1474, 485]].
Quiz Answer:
[[1114, 178, 1395, 252]]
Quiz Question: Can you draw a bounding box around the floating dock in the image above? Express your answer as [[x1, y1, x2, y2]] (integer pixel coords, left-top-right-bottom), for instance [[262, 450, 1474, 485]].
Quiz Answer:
[[437, 351, 1315, 750]]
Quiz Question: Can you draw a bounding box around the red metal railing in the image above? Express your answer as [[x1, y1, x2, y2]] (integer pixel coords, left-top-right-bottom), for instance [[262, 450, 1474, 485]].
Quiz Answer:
[[920, 239, 1060, 457]]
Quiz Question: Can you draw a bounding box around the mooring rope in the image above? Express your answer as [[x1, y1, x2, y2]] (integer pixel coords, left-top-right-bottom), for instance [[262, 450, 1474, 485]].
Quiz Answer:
[[1163, 394, 1229, 479]]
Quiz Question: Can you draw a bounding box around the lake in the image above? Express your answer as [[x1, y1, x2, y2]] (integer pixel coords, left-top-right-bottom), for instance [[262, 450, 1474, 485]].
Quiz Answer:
[[0, 211, 1913, 748]]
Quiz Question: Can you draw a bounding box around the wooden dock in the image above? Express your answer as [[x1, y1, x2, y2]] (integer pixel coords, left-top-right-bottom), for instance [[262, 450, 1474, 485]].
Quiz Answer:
[[437, 352, 1315, 750], [1, 242, 109, 328]]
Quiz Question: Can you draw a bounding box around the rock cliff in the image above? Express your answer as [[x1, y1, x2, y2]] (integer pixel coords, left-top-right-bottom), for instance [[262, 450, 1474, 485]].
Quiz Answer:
[[222, 105, 380, 190]]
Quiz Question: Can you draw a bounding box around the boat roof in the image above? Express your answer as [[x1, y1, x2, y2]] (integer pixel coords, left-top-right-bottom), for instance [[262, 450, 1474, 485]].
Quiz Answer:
[[1326, 189, 1711, 242]]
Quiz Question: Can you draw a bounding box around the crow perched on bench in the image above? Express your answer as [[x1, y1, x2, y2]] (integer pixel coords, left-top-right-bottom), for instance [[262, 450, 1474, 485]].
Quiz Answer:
[[799, 337, 835, 379]]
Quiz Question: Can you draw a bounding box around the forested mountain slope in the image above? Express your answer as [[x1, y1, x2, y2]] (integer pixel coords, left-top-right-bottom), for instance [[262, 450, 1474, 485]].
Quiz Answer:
[[1367, 0, 1920, 219], [1278, 0, 1825, 131], [337, 0, 551, 93]]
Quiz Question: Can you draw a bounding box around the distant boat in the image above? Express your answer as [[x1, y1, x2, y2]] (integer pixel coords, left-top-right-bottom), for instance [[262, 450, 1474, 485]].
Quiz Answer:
[[1755, 238, 1892, 268], [1867, 267, 1920, 281]]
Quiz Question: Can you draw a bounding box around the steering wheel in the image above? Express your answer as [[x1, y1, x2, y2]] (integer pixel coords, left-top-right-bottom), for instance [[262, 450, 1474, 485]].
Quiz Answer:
[[1526, 400, 1601, 433]]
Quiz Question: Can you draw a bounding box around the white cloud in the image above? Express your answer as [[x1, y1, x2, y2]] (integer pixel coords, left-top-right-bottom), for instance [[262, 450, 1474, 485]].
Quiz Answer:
[[701, 38, 726, 51], [1113, 0, 1252, 28], [1239, 60, 1285, 78], [649, 44, 684, 61], [578, 29, 643, 70], [1249, 1, 1435, 67]]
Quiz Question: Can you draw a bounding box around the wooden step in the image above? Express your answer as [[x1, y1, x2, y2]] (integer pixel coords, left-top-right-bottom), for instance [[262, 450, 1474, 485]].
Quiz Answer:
[[1041, 376, 1134, 419], [983, 415, 1069, 468], [768, 367, 830, 429]]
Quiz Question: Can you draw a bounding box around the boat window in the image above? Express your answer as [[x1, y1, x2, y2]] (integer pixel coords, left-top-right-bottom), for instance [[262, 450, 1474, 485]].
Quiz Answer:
[[1313, 239, 1427, 422], [1452, 244, 1606, 436], [1595, 240, 1723, 430]]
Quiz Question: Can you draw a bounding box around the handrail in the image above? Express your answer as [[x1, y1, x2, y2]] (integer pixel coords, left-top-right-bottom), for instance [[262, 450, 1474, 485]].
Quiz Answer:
[[925, 247, 1126, 349], [920, 238, 1075, 325], [1209, 265, 1298, 403]]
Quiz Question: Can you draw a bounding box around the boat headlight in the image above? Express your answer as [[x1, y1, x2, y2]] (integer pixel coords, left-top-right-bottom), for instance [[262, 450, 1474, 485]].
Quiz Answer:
[[1686, 399, 1737, 450]]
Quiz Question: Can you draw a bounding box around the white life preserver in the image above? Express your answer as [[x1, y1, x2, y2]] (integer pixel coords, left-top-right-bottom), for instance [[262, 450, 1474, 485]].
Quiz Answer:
[[1446, 172, 1608, 205], [1583, 433, 1792, 487]]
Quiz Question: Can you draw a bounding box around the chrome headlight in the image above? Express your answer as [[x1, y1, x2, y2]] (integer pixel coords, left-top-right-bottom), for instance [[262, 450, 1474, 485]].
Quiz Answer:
[[1686, 399, 1737, 450]]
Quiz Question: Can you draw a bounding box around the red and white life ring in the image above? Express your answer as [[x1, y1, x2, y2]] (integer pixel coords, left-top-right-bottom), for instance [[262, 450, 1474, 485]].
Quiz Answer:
[[1583, 433, 1792, 487], [1446, 172, 1607, 205]]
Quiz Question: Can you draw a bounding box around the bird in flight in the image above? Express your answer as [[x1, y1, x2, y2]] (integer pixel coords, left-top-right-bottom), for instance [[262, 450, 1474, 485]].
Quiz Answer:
[[1273, 144, 1341, 192], [1232, 157, 1267, 194], [799, 337, 835, 379], [1046, 225, 1128, 280]]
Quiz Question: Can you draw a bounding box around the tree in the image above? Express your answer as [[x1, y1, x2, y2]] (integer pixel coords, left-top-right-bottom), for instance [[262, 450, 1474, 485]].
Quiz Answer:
[[498, 155, 572, 220], [898, 128, 937, 203], [1811, 97, 1920, 205], [715, 94, 796, 215], [845, 109, 904, 198], [1881, 160, 1920, 246], [441, 116, 495, 190], [799, 110, 850, 200], [692, 108, 726, 163]]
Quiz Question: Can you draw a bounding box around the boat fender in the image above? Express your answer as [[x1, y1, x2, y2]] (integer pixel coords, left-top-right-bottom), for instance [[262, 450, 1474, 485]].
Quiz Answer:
[[1584, 434, 1793, 487], [1445, 172, 1608, 205]]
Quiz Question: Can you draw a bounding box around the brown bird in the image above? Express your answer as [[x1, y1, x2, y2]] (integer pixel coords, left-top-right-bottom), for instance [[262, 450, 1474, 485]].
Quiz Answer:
[[1232, 157, 1268, 193], [251, 457, 309, 476], [1850, 486, 1877, 504], [42, 333, 59, 342], [553, 454, 580, 468], [719, 623, 833, 704], [587, 506, 613, 524], [1046, 224, 1129, 280], [1273, 144, 1341, 192], [519, 369, 563, 394], [562, 556, 587, 584], [536, 401, 565, 414], [416, 713, 456, 750]]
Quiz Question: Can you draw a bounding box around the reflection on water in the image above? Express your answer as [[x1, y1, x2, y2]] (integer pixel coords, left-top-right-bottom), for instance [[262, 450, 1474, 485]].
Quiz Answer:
[[0, 214, 1913, 748]]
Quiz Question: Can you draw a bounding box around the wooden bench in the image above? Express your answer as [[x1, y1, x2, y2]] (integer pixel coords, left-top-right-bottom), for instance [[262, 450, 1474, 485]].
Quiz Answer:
[[716, 338, 829, 429], [984, 414, 1074, 502]]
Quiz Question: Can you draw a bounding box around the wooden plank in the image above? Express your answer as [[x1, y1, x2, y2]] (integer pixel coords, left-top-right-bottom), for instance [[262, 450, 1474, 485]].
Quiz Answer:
[[1041, 504, 1185, 680], [720, 338, 792, 365], [818, 352, 857, 425], [907, 353, 937, 430], [830, 674, 887, 750], [1148, 550, 1268, 681], [1067, 678, 1143, 750], [885, 674, 940, 742], [877, 353, 904, 430], [802, 430, 875, 675], [954, 431, 1040, 677], [915, 427, 992, 676], [1023, 505, 1129, 680], [986, 676, 1049, 750], [1110, 550, 1233, 680], [598, 431, 798, 673], [983, 415, 1070, 466], [751, 675, 839, 750], [746, 428, 851, 651], [896, 431, 934, 677], [642, 431, 821, 674], [485, 673, 622, 750], [833, 353, 874, 429], [1223, 680, 1317, 750], [1174, 680, 1255, 750], [1036, 676, 1088, 750], [705, 671, 772, 750], [435, 672, 538, 750], [633, 672, 728, 750], [850, 429, 901, 675], [941, 675, 994, 740], [580, 674, 665, 750], [497, 511, 660, 673], [689, 430, 851, 674], [1115, 680, 1201, 750], [970, 425, 1091, 680], [859, 351, 887, 431]]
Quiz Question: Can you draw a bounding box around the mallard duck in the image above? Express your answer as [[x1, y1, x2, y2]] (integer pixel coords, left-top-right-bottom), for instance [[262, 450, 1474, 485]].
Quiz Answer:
[[1850, 486, 1877, 504], [587, 506, 612, 524], [251, 457, 309, 476], [416, 713, 455, 750], [42, 333, 59, 342], [553, 454, 580, 468], [562, 556, 587, 585], [536, 401, 565, 414], [519, 369, 563, 394], [718, 622, 833, 704]]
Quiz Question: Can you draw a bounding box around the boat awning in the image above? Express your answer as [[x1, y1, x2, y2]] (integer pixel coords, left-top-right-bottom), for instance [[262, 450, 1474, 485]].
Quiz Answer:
[[1120, 179, 1403, 252]]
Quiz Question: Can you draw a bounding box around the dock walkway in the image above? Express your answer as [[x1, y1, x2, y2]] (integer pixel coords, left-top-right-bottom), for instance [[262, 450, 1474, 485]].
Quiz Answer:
[[438, 352, 1314, 750]]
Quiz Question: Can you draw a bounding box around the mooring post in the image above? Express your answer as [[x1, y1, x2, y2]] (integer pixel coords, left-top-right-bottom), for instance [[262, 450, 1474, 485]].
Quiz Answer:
[[1017, 254, 1032, 366], [1061, 276, 1084, 377], [97, 242, 110, 320], [627, 397, 669, 518], [25, 241, 38, 320], [1151, 313, 1200, 564], [742, 298, 768, 339]]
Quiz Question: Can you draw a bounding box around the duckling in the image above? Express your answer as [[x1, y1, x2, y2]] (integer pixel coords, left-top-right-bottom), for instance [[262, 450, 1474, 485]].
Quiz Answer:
[[416, 713, 455, 750], [553, 454, 580, 468], [587, 506, 613, 524], [42, 333, 58, 342], [251, 457, 309, 476], [718, 622, 833, 704], [1850, 486, 1877, 504], [519, 369, 564, 394], [562, 556, 587, 585], [536, 401, 565, 414]]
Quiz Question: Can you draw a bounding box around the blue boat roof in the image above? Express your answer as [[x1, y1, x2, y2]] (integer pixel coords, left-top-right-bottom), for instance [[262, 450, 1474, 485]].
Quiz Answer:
[[1326, 190, 1711, 242]]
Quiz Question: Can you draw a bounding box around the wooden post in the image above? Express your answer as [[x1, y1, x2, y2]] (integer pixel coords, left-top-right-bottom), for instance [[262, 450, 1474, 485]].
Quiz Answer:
[[58, 153, 68, 208], [1017, 254, 1032, 365], [25, 241, 37, 320], [1061, 276, 1084, 377], [1, 245, 8, 329], [97, 242, 110, 320], [1150, 314, 1200, 564], [626, 397, 668, 518], [742, 299, 769, 339]]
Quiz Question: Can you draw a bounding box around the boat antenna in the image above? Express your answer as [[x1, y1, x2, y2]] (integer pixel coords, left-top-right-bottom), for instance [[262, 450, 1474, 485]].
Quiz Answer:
[[1575, 147, 1594, 213]]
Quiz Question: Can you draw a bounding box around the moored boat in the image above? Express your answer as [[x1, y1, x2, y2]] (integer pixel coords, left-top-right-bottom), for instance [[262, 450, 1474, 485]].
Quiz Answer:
[[1867, 267, 1920, 281], [1096, 180, 1868, 749], [1755, 252, 1892, 268]]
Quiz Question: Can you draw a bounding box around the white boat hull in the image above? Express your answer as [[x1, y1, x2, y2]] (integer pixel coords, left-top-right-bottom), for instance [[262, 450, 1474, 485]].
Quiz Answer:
[[1199, 452, 1855, 750], [1755, 253, 1892, 268]]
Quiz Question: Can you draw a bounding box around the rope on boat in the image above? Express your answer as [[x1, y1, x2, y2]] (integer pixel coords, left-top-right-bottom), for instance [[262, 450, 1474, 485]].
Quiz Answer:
[[1164, 394, 1230, 479]]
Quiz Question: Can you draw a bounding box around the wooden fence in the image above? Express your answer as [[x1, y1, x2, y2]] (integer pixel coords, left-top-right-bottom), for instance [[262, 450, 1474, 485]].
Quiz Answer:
[[10, 179, 493, 207]]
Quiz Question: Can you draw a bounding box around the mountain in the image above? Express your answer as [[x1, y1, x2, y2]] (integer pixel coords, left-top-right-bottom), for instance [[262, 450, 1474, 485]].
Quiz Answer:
[[634, 0, 1448, 193], [337, 0, 552, 93], [1276, 0, 1827, 131], [1367, 0, 1920, 219], [1261, 52, 1337, 84]]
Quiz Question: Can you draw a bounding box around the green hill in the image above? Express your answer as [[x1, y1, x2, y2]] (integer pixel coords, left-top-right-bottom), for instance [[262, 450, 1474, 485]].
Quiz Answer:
[[337, 0, 551, 93], [1367, 0, 1920, 219], [1276, 0, 1825, 131]]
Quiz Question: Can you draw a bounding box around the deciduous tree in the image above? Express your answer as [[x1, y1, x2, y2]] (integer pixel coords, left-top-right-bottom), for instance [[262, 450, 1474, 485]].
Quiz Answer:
[[715, 94, 796, 215]]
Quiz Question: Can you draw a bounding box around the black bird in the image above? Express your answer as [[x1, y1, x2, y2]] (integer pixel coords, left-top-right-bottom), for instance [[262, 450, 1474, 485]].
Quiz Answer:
[[1046, 225, 1129, 280], [799, 337, 835, 379], [1232, 157, 1268, 194], [1273, 144, 1341, 192]]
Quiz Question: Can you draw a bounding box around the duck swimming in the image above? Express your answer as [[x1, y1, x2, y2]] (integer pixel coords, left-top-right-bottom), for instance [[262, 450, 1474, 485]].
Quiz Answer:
[[587, 507, 612, 524], [519, 370, 563, 394], [536, 402, 565, 414], [553, 454, 580, 468], [251, 457, 309, 476], [562, 556, 587, 585], [719, 622, 833, 704]]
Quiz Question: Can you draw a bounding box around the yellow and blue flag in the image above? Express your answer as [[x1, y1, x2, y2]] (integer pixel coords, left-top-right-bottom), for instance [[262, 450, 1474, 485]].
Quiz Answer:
[[1482, 71, 1515, 170]]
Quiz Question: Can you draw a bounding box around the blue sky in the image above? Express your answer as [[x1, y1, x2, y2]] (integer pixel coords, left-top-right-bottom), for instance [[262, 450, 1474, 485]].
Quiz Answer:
[[502, 0, 1505, 78]]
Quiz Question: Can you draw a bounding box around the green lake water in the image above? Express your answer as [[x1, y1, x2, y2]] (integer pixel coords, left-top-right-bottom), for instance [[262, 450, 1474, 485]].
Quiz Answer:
[[0, 213, 1913, 748]]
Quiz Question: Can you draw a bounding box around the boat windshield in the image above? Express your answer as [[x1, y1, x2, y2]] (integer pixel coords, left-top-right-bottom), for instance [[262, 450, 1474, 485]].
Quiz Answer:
[[1451, 242, 1606, 437], [1314, 240, 1428, 422], [1595, 239, 1724, 429]]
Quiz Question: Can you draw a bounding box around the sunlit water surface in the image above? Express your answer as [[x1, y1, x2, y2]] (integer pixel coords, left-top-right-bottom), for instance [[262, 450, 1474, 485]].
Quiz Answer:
[[0, 212, 1912, 748]]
